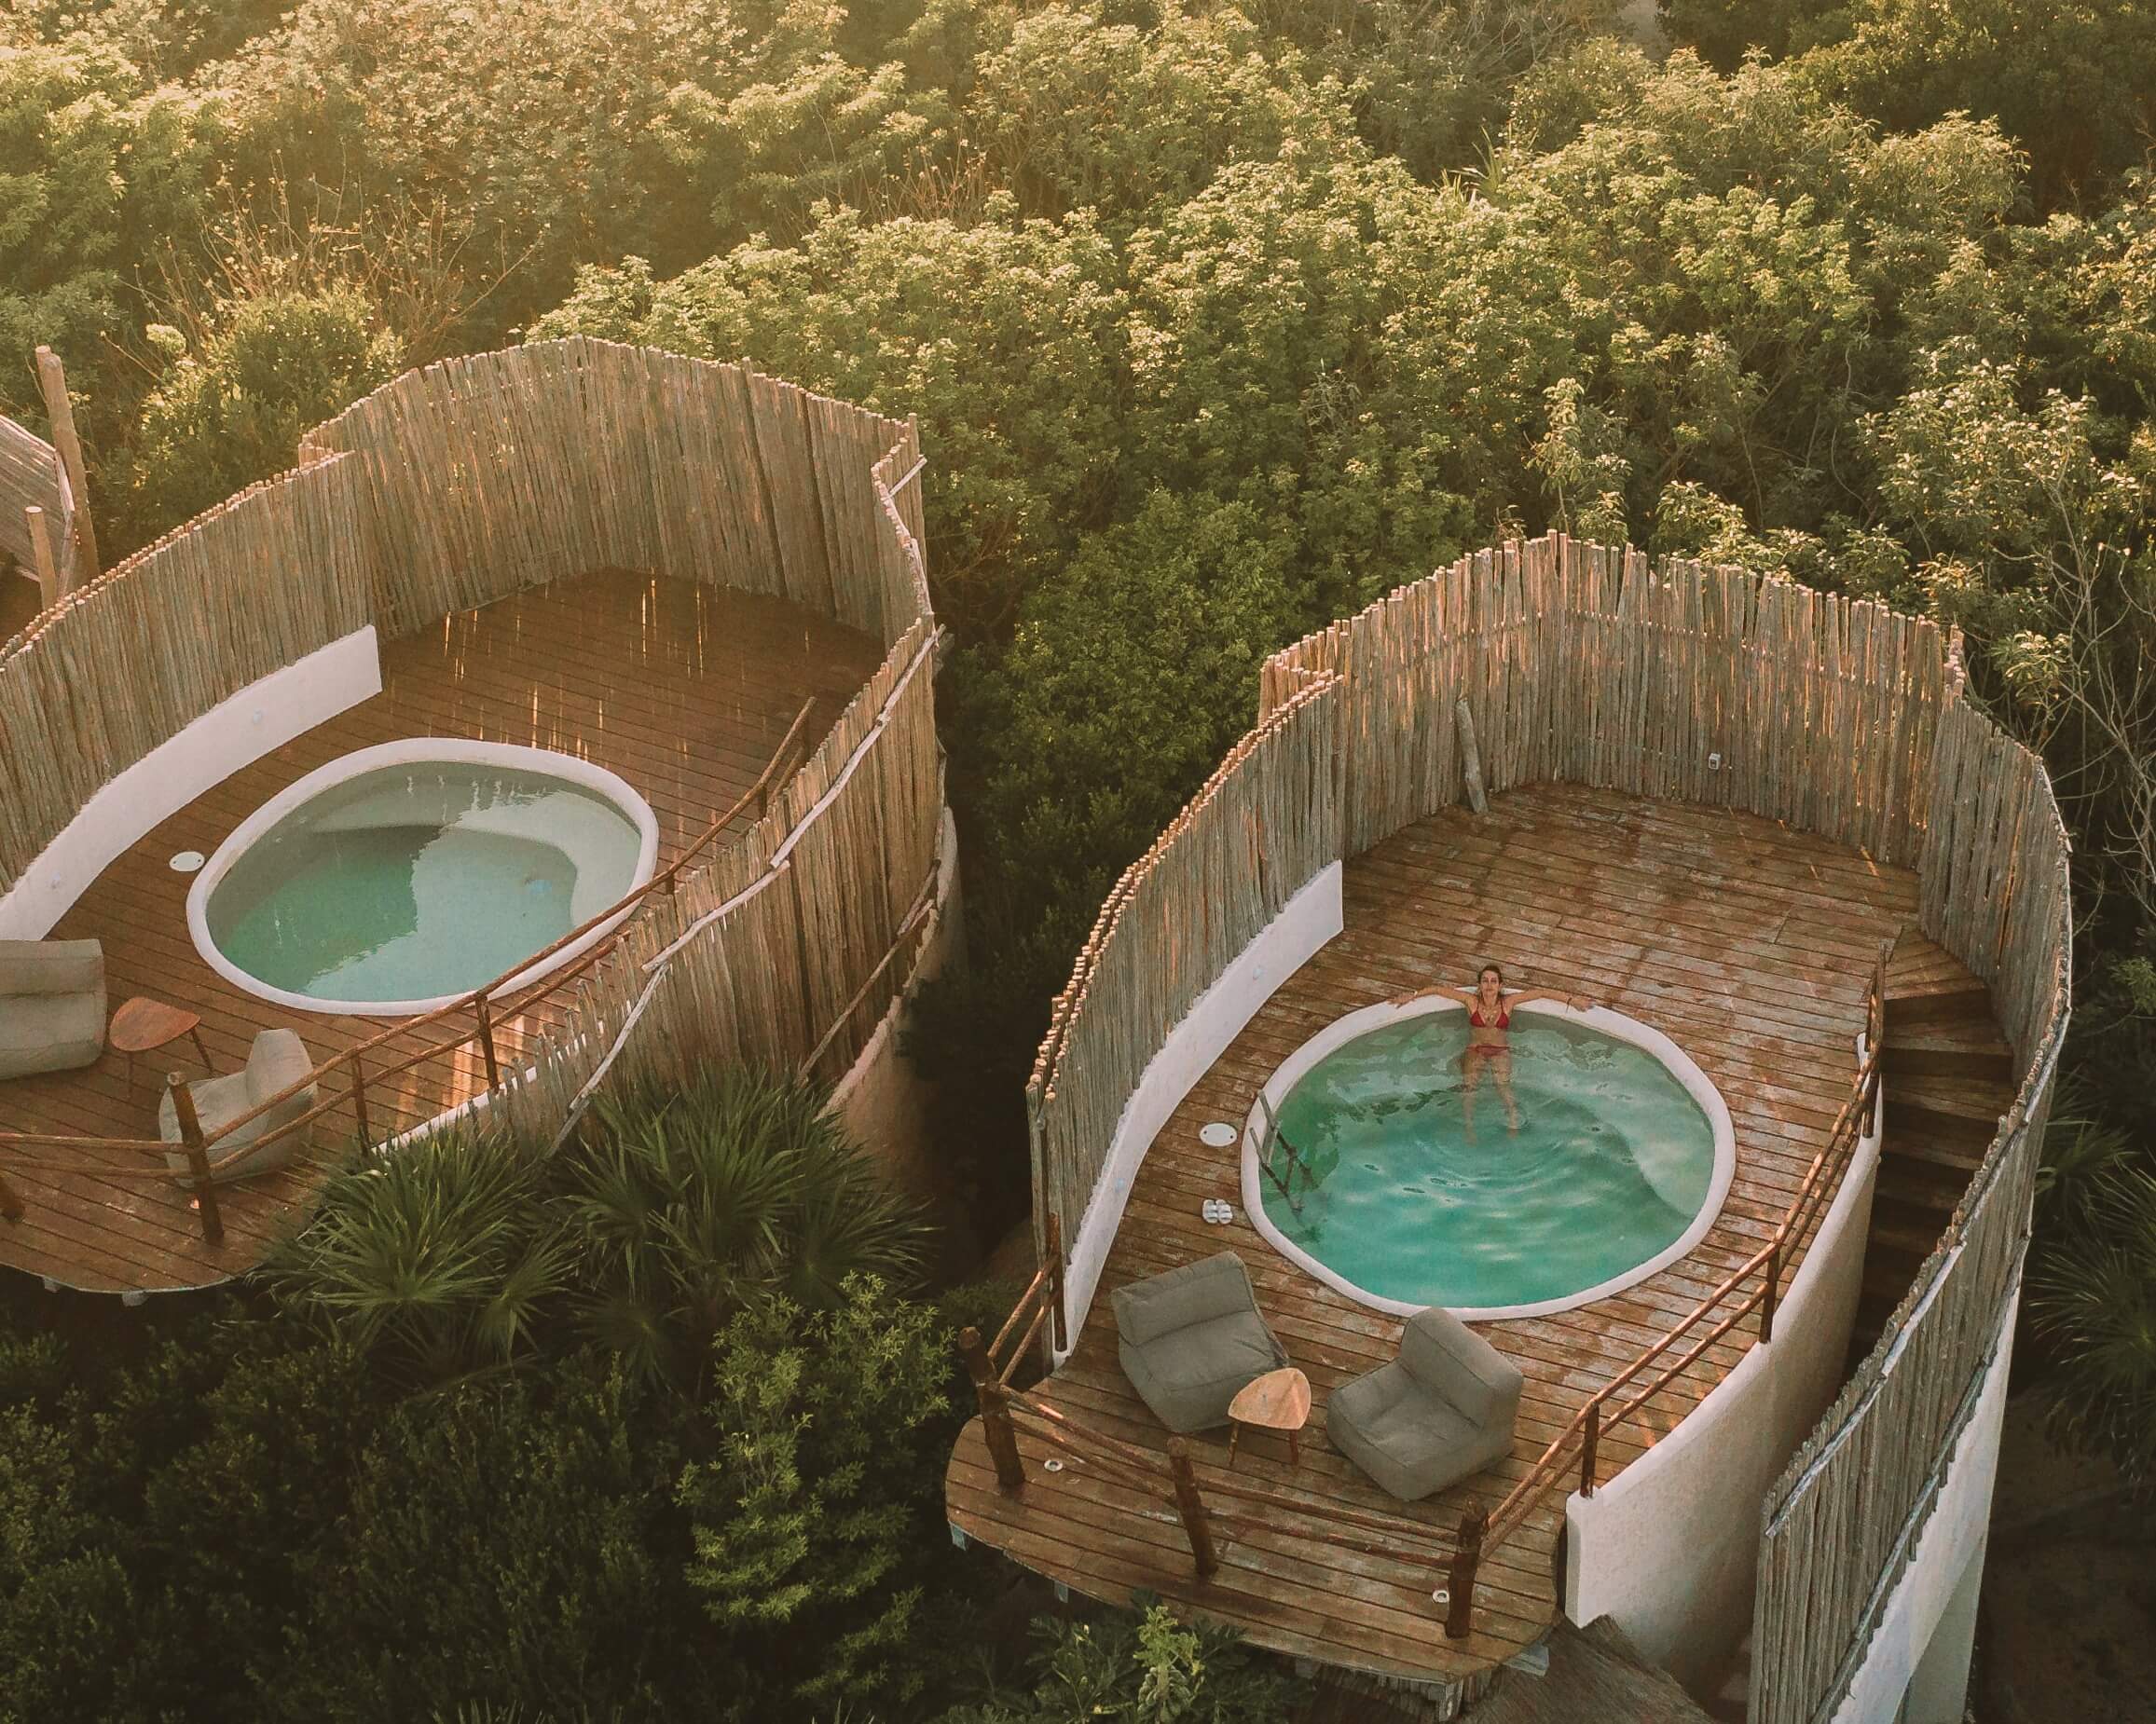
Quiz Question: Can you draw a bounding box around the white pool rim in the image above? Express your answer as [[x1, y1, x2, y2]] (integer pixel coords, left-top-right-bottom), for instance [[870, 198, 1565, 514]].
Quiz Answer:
[[186, 738, 660, 1018], [1239, 997, 1736, 1322]]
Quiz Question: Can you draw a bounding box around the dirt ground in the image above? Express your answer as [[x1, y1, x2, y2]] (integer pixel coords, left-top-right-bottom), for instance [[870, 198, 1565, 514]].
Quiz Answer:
[[1978, 1400, 2156, 1724]]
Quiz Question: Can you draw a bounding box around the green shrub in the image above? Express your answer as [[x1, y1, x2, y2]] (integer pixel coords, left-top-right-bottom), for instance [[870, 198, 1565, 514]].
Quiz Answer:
[[936, 1601, 1304, 1724], [681, 1279, 970, 1719], [275, 1068, 928, 1387], [120, 287, 399, 540]]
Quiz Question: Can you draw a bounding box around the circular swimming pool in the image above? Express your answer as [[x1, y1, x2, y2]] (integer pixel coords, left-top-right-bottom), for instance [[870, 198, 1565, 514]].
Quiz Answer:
[[189, 740, 659, 1016], [1241, 1001, 1732, 1320]]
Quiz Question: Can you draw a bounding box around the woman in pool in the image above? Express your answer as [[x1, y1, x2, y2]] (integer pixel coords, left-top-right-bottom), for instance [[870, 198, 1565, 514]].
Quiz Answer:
[[1393, 965, 1595, 1135]]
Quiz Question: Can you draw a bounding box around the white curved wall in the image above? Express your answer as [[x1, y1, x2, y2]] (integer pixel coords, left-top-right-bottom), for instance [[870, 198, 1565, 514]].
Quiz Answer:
[[1565, 1037, 1884, 1694], [1830, 1289, 2016, 1724], [0, 628, 381, 938], [1058, 863, 1346, 1360]]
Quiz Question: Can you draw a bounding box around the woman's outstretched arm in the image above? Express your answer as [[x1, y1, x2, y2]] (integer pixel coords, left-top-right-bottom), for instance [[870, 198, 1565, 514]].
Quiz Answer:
[[1504, 985, 1599, 1011], [1387, 981, 1482, 1006]]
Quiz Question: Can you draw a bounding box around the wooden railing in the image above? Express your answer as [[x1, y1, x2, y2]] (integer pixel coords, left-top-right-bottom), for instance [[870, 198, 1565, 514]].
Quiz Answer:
[[1448, 941, 1890, 1635], [0, 697, 822, 1230], [956, 1210, 1497, 1630]]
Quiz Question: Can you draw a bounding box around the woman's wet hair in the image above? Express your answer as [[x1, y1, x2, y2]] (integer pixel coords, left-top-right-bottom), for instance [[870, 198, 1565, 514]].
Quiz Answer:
[[1478, 963, 1504, 989]]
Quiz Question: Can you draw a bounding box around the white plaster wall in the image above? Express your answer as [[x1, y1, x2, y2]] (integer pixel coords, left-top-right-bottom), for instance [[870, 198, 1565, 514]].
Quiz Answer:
[[1565, 1039, 1885, 1694], [1831, 1289, 2018, 1724], [1056, 862, 1345, 1361], [0, 628, 382, 938]]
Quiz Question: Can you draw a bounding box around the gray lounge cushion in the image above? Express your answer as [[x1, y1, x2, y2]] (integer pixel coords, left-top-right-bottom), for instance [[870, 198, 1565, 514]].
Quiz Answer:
[[159, 1029, 317, 1182], [1113, 1251, 1288, 1433], [1328, 1306, 1523, 1500], [0, 938, 105, 1079]]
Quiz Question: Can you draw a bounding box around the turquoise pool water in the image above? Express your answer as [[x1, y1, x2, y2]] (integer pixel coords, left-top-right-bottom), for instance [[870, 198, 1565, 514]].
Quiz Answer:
[[204, 761, 644, 1006], [1256, 1012, 1717, 1313]]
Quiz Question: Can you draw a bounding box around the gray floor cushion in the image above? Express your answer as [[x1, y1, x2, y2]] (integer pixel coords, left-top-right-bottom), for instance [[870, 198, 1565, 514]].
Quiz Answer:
[[1113, 1250, 1289, 1433], [1328, 1306, 1523, 1500]]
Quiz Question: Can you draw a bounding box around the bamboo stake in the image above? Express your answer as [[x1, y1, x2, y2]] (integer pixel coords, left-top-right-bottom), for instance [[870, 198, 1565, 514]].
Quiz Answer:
[[22, 504, 60, 607], [1444, 1503, 1485, 1639], [34, 348, 96, 582]]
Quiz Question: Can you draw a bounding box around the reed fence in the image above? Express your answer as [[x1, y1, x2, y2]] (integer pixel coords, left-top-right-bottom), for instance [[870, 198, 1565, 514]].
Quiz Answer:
[[0, 413, 74, 601], [300, 337, 924, 650], [1, 341, 947, 1246], [0, 458, 373, 884], [1260, 536, 1946, 865], [1749, 695, 2070, 1724], [1029, 532, 2066, 1690], [1026, 673, 1342, 1268]]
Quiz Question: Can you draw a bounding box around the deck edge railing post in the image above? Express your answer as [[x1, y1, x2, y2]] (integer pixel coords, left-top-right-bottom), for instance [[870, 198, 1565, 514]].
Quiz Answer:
[[1445, 1501, 1486, 1640], [0, 1169, 22, 1222], [349, 1049, 372, 1150], [1760, 1242, 1779, 1343], [166, 1074, 224, 1248], [1579, 1401, 1600, 1497], [1044, 1210, 1066, 1357], [1166, 1438, 1219, 1577], [958, 1326, 1025, 1492], [474, 989, 501, 1089]]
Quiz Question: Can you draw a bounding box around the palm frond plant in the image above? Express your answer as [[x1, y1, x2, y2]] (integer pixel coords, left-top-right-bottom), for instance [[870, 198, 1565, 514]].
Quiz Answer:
[[2033, 1074, 2143, 1234], [2029, 1163, 2156, 1490], [269, 1122, 569, 1385], [563, 1068, 931, 1385]]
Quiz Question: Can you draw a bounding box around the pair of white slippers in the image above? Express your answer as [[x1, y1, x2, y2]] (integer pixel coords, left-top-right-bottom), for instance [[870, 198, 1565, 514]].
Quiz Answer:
[[1201, 1197, 1236, 1225]]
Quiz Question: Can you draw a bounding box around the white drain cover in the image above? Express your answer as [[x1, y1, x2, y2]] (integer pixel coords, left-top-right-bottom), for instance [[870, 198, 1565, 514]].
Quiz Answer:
[[169, 850, 205, 873], [1199, 1121, 1238, 1147]]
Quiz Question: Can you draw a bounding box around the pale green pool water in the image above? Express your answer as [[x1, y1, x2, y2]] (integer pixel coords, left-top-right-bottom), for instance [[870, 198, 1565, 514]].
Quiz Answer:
[[1258, 1013, 1716, 1311], [206, 761, 642, 1005]]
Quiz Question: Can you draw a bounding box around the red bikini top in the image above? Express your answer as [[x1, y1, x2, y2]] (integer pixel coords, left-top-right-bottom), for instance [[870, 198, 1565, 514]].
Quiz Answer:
[[1468, 1003, 1510, 1029]]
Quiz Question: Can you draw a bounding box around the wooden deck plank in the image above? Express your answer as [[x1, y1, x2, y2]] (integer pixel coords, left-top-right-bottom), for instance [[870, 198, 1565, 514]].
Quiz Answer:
[[946, 784, 1989, 1687], [0, 568, 881, 1293]]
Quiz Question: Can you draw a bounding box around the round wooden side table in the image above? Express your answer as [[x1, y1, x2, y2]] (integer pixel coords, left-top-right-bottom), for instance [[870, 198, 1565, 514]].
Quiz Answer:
[[1227, 1365, 1312, 1468], [110, 996, 212, 1090]]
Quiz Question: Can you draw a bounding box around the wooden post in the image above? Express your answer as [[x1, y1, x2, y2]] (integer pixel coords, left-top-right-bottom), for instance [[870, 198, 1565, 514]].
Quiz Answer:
[[1760, 1242, 1779, 1343], [1445, 1502, 1486, 1640], [958, 1326, 1025, 1491], [22, 505, 61, 608], [1167, 1438, 1219, 1578], [166, 1074, 224, 1247], [349, 1049, 372, 1148], [34, 347, 98, 583], [0, 1169, 23, 1223], [1044, 1210, 1066, 1355], [474, 989, 501, 1088], [1578, 1401, 1600, 1497], [1455, 697, 1489, 814]]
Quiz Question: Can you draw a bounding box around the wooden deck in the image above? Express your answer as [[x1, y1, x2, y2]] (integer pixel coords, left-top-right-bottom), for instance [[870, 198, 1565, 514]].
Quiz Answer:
[[0, 568, 881, 1294], [946, 782, 1987, 1687]]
